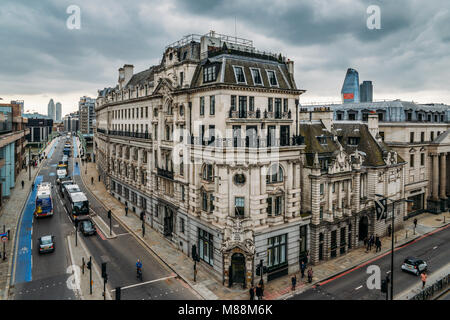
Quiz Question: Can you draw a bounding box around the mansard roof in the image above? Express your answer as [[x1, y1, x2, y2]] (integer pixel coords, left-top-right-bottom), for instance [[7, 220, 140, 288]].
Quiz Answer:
[[300, 121, 404, 168], [125, 67, 155, 89], [190, 54, 299, 91]]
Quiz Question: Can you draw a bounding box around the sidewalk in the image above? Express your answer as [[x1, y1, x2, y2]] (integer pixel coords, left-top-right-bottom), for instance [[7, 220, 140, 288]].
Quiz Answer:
[[396, 263, 450, 300], [0, 137, 58, 300], [77, 144, 450, 300]]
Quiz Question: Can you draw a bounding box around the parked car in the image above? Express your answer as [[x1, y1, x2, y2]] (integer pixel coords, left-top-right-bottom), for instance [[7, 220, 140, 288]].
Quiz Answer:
[[38, 235, 55, 254], [79, 218, 96, 236], [401, 257, 427, 275]]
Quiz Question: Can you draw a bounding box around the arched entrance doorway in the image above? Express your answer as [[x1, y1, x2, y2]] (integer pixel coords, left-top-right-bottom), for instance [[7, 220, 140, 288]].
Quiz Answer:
[[230, 253, 246, 288], [358, 216, 369, 241]]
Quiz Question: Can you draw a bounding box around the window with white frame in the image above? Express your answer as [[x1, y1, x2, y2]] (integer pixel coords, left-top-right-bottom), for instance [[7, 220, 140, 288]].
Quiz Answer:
[[266, 70, 278, 86], [250, 68, 263, 85], [233, 66, 246, 84]]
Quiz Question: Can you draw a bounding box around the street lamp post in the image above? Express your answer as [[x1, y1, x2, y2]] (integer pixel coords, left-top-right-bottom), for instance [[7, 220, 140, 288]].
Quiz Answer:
[[375, 194, 413, 300]]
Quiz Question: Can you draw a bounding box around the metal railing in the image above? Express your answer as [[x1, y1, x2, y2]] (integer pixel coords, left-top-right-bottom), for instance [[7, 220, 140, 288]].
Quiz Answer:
[[228, 108, 292, 120], [410, 274, 450, 300], [98, 129, 152, 140], [189, 135, 304, 148]]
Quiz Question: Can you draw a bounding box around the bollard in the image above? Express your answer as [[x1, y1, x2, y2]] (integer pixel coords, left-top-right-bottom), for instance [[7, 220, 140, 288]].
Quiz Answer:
[[405, 230, 408, 239]]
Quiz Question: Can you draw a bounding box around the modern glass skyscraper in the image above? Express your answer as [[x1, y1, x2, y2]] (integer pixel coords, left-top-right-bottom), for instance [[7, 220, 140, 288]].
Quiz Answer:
[[341, 68, 360, 103], [47, 99, 55, 120], [360, 81, 373, 102], [56, 102, 62, 121]]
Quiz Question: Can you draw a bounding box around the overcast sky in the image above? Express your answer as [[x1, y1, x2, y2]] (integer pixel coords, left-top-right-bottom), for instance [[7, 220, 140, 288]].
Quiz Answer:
[[0, 0, 449, 115]]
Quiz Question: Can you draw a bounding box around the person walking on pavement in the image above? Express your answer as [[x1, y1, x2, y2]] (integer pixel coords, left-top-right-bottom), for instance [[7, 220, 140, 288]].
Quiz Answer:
[[421, 272, 427, 289], [368, 234, 374, 251], [375, 235, 382, 252], [249, 284, 255, 300], [255, 284, 262, 300], [300, 260, 306, 279], [91, 176, 94, 185], [21, 180, 24, 189], [259, 278, 264, 297], [291, 275, 297, 291], [307, 267, 313, 283], [413, 218, 418, 231], [125, 205, 129, 216]]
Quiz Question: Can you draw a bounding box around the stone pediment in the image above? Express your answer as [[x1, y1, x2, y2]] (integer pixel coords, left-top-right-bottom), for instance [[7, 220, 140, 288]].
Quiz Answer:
[[328, 148, 352, 174], [153, 77, 175, 98]]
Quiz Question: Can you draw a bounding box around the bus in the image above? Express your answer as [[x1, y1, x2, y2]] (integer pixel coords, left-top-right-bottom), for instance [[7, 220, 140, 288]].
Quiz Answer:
[[58, 177, 74, 197], [63, 188, 89, 221], [35, 182, 53, 218]]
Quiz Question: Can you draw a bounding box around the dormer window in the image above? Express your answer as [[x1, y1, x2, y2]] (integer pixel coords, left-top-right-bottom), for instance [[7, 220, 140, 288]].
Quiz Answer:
[[266, 70, 278, 86], [250, 68, 263, 85], [317, 136, 327, 145], [233, 66, 246, 84], [203, 65, 216, 83], [348, 137, 360, 145]]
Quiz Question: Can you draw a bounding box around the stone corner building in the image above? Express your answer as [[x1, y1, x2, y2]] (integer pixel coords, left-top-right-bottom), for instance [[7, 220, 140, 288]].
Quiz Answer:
[[94, 31, 406, 289]]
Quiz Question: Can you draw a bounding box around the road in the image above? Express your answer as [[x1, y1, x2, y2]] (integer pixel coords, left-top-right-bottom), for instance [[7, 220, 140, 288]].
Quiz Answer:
[[290, 224, 450, 300], [11, 135, 198, 300]]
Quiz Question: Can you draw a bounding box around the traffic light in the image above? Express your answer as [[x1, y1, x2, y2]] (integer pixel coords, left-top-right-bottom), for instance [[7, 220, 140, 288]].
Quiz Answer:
[[115, 287, 121, 300], [74, 219, 79, 229], [101, 262, 107, 278], [87, 261, 92, 270], [381, 279, 388, 293], [256, 265, 261, 276]]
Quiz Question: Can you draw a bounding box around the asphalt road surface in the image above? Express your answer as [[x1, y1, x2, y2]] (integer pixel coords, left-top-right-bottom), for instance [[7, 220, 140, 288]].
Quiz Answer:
[[11, 135, 198, 300], [290, 224, 450, 300]]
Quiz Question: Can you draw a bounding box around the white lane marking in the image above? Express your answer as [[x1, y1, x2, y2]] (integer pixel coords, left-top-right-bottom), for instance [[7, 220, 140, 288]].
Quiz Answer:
[[433, 246, 438, 250], [111, 275, 177, 292], [355, 285, 363, 290]]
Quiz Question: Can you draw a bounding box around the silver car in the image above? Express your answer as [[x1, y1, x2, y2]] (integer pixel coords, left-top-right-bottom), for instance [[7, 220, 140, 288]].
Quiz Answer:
[[401, 257, 427, 275]]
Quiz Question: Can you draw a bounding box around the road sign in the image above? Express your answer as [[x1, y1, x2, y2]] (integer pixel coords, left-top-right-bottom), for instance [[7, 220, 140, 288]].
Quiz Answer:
[[375, 198, 387, 220], [1, 237, 7, 242]]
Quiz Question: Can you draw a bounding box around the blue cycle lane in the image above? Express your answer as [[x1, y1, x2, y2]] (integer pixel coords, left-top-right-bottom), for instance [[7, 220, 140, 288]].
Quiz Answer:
[[12, 175, 43, 284], [72, 136, 80, 176], [47, 140, 57, 159]]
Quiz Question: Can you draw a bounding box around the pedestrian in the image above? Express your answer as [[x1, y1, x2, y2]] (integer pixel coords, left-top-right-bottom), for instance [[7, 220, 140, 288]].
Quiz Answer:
[[421, 272, 427, 289], [387, 224, 392, 237], [31, 182, 35, 190], [413, 218, 418, 229], [375, 235, 381, 252], [255, 284, 262, 300], [258, 278, 264, 297], [21, 180, 24, 189], [300, 260, 306, 279], [125, 205, 129, 216], [368, 234, 374, 251], [291, 275, 297, 291], [307, 267, 313, 283], [91, 176, 94, 185], [249, 284, 255, 300]]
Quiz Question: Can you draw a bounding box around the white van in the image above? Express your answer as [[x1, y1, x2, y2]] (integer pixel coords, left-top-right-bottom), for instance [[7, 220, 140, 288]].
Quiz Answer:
[[56, 169, 67, 182]]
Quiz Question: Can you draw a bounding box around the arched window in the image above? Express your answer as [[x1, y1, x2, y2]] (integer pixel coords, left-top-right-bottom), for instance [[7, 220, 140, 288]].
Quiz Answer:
[[266, 163, 284, 184], [202, 164, 214, 182]]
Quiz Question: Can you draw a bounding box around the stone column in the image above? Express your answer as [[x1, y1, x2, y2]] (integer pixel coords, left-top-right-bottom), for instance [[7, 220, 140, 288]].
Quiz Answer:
[[347, 179, 351, 208], [328, 183, 333, 214], [337, 181, 342, 209], [432, 154, 439, 201], [440, 153, 447, 199]]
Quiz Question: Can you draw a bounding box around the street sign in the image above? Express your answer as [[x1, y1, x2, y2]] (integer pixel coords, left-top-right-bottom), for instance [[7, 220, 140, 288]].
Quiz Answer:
[[1, 237, 7, 242], [375, 198, 387, 220]]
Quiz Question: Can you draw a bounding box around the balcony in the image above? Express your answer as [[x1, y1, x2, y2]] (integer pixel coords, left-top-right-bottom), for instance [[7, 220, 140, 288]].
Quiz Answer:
[[228, 108, 292, 120], [157, 168, 174, 180], [98, 129, 152, 140], [189, 135, 304, 148]]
